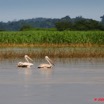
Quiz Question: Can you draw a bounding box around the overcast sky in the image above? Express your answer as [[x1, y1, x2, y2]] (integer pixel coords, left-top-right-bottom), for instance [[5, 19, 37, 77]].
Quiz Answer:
[[0, 0, 104, 22]]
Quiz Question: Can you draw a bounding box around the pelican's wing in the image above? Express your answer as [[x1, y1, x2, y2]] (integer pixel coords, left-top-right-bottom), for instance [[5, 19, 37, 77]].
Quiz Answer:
[[23, 62, 33, 66], [38, 64, 51, 68], [18, 62, 33, 67]]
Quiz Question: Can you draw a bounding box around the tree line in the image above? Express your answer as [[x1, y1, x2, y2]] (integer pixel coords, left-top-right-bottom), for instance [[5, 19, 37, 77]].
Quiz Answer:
[[55, 16, 104, 31], [0, 15, 104, 31]]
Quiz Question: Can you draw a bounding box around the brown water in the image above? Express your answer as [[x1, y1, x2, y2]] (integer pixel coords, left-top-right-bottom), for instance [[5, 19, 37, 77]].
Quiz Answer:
[[0, 58, 104, 104]]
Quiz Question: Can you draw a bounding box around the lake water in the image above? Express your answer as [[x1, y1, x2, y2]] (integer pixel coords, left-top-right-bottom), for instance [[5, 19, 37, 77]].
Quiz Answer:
[[0, 58, 104, 104]]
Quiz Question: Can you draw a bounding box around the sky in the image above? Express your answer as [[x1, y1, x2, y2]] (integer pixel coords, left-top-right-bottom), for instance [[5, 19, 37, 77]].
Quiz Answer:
[[0, 0, 104, 22]]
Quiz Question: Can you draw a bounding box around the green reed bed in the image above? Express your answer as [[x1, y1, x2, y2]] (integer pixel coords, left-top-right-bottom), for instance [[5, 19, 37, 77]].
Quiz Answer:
[[0, 30, 104, 45]]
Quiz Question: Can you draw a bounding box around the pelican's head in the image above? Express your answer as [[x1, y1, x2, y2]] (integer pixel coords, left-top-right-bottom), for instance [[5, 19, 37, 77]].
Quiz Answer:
[[45, 56, 49, 59], [25, 55, 28, 58]]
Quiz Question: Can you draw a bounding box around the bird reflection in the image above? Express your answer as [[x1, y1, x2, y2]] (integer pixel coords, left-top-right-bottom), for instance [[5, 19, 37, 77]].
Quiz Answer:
[[18, 68, 32, 97], [39, 68, 53, 78], [18, 68, 32, 78], [24, 68, 32, 76]]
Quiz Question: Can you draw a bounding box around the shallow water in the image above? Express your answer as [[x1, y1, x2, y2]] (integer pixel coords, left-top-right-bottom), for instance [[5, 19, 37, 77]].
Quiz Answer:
[[0, 58, 104, 104]]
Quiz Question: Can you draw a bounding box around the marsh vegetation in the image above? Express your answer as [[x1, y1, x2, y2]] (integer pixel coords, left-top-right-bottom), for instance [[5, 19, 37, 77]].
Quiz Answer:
[[0, 30, 104, 58]]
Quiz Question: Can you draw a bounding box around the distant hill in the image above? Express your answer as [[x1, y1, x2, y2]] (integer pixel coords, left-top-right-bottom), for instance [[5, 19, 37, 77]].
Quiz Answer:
[[0, 16, 103, 31], [0, 17, 59, 31]]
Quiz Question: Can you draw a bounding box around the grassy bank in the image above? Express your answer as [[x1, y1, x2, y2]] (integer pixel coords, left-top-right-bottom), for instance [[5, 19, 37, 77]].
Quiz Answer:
[[0, 30, 104, 59], [0, 30, 104, 46]]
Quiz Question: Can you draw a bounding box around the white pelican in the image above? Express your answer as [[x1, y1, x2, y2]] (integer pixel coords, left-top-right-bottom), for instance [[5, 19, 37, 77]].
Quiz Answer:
[[38, 56, 54, 68], [17, 55, 33, 68]]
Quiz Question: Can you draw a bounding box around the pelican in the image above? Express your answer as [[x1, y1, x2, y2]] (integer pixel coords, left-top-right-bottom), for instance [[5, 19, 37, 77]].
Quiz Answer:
[[17, 55, 33, 68], [38, 56, 54, 68]]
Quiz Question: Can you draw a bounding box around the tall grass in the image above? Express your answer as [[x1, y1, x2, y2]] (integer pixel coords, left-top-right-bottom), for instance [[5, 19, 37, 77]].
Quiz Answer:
[[0, 47, 104, 59], [0, 30, 104, 45]]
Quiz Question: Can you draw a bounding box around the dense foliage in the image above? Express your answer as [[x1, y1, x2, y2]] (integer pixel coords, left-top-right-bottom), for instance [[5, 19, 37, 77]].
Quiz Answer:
[[0, 30, 104, 45], [55, 17, 104, 31]]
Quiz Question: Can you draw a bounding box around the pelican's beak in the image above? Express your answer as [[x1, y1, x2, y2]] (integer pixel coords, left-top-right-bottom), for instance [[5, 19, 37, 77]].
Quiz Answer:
[[27, 56, 33, 61], [48, 57, 55, 66], [29, 57, 33, 61], [52, 63, 55, 66]]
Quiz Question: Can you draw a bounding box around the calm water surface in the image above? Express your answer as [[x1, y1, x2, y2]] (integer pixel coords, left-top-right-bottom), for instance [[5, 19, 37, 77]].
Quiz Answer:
[[0, 58, 104, 104]]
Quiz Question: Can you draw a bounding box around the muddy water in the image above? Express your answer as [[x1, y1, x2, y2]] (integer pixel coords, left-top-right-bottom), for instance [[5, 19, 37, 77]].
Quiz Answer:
[[0, 58, 104, 104]]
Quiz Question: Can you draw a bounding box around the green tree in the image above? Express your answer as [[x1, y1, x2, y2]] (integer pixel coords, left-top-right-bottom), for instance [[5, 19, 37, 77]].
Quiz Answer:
[[73, 19, 104, 30], [100, 15, 104, 24], [20, 25, 33, 31], [55, 21, 71, 31]]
